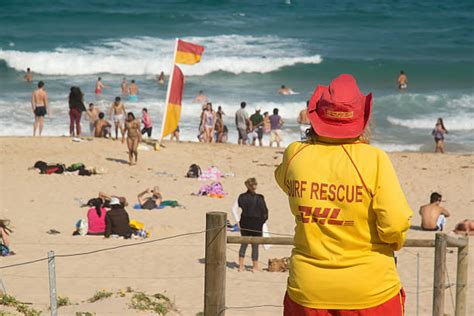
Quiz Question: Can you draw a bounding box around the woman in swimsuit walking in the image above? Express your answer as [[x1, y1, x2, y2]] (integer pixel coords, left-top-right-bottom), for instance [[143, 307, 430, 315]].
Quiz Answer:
[[201, 102, 216, 143], [432, 117, 448, 153], [123, 112, 141, 165]]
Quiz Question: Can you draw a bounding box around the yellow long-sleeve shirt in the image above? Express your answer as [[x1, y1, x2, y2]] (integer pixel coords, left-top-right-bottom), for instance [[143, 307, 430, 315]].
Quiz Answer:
[[275, 140, 413, 309]]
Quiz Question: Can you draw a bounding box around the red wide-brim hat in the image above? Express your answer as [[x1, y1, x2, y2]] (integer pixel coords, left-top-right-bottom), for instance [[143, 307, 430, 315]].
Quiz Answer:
[[307, 74, 372, 139]]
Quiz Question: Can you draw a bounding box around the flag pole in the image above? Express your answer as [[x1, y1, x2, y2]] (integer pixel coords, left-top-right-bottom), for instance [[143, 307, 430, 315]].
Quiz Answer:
[[159, 38, 179, 143]]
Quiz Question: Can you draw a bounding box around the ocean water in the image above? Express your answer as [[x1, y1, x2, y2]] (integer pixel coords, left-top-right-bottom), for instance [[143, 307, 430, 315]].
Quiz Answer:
[[0, 0, 473, 151]]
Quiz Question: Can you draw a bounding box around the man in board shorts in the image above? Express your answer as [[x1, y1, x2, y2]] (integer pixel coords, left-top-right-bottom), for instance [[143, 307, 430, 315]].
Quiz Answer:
[[275, 74, 412, 316], [235, 101, 249, 145], [31, 81, 49, 136]]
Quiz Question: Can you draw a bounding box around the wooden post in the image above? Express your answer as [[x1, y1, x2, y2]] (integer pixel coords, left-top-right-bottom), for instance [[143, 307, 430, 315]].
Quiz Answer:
[[432, 233, 447, 316], [48, 251, 58, 316], [455, 238, 469, 316], [204, 212, 227, 316]]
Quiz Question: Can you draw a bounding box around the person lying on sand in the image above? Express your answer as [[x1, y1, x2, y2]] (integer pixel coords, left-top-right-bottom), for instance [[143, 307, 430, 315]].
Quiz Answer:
[[98, 192, 128, 208], [137, 187, 162, 210], [105, 197, 132, 239], [453, 219, 474, 236], [419, 192, 450, 231]]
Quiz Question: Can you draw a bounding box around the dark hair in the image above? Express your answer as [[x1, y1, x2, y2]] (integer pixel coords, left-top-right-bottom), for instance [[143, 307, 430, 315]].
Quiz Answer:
[[400, 70, 405, 74], [437, 118, 448, 133], [306, 100, 310, 107], [115, 96, 121, 102], [127, 112, 135, 120], [99, 112, 105, 119], [87, 198, 103, 217], [89, 103, 94, 107], [38, 81, 44, 88], [98, 77, 101, 80], [69, 86, 84, 104], [27, 67, 30, 71], [142, 108, 148, 112], [131, 79, 135, 83], [208, 102, 213, 111], [263, 111, 268, 115], [273, 108, 279, 115], [430, 192, 442, 203], [281, 85, 285, 89], [240, 102, 246, 108]]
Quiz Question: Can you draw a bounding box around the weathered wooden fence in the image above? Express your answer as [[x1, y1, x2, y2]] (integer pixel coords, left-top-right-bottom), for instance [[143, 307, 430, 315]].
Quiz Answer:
[[204, 212, 469, 316]]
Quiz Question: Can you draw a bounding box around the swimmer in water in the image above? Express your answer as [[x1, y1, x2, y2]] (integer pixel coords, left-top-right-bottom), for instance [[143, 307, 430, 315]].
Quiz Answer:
[[24, 68, 33, 82], [398, 71, 408, 90], [128, 80, 139, 102], [194, 90, 209, 105], [121, 78, 129, 97], [95, 77, 108, 96], [278, 85, 295, 95], [157, 72, 165, 86]]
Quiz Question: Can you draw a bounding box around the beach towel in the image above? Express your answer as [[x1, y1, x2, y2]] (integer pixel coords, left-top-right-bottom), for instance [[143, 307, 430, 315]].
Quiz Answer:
[[197, 182, 227, 196], [133, 200, 180, 210], [199, 166, 222, 181]]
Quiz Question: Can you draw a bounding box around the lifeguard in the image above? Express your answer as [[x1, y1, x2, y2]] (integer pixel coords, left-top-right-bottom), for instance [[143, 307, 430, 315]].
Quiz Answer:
[[275, 74, 413, 315]]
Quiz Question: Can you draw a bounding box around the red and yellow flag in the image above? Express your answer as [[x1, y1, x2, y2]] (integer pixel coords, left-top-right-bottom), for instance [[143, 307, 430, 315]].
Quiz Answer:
[[161, 65, 184, 138], [175, 40, 205, 65]]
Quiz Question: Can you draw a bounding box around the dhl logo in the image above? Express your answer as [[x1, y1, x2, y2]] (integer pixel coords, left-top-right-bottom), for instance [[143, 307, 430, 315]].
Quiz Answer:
[[297, 206, 354, 226]]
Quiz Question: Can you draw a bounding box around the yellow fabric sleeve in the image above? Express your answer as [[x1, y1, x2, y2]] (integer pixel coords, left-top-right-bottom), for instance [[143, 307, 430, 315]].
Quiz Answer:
[[372, 151, 413, 250]]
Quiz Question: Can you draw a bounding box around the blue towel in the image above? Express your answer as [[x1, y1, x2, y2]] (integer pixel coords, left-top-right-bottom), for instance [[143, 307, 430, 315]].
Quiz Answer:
[[133, 203, 165, 210]]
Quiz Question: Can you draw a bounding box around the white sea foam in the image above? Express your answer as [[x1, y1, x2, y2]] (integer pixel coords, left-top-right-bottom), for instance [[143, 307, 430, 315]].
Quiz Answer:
[[387, 115, 474, 130], [0, 35, 322, 76], [372, 142, 424, 152]]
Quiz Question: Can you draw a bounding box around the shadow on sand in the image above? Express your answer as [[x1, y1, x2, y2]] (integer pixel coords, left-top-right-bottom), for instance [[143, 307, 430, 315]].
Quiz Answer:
[[106, 157, 129, 165]]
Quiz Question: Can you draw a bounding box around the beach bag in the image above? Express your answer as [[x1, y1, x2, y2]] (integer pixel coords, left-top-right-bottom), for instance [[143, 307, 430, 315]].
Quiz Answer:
[[186, 164, 202, 178], [66, 163, 85, 172], [0, 244, 10, 256], [268, 257, 290, 272], [75, 219, 88, 236], [129, 219, 145, 231]]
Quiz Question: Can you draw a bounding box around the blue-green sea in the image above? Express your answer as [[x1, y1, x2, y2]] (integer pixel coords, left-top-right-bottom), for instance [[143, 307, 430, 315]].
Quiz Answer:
[[0, 0, 473, 151]]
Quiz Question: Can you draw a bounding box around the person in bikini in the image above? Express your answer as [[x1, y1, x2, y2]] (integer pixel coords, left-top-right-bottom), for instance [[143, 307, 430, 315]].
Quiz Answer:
[[419, 192, 450, 231], [31, 81, 49, 136], [201, 102, 216, 143], [123, 112, 141, 165], [109, 96, 126, 141], [432, 118, 448, 153], [137, 186, 163, 210]]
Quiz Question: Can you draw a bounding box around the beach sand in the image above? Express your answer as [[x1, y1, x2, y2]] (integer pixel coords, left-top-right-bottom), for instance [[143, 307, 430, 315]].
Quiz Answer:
[[0, 137, 472, 315]]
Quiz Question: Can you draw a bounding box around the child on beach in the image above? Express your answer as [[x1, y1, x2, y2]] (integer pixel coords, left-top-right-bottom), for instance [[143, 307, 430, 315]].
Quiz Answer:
[[432, 118, 448, 153]]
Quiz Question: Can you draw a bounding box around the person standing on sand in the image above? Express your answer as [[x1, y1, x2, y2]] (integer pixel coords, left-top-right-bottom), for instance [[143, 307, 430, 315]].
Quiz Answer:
[[215, 111, 225, 143], [123, 112, 141, 165], [24, 67, 33, 82], [297, 102, 310, 141], [232, 178, 268, 272], [432, 118, 448, 153], [235, 102, 250, 145], [31, 81, 49, 136], [202, 103, 216, 143], [141, 108, 153, 138], [121, 77, 129, 97], [86, 103, 100, 135], [398, 70, 408, 90], [250, 107, 264, 146], [95, 77, 107, 96], [419, 192, 450, 231], [128, 80, 139, 102], [275, 74, 412, 315], [109, 96, 126, 141], [68, 86, 86, 137], [269, 108, 284, 148]]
